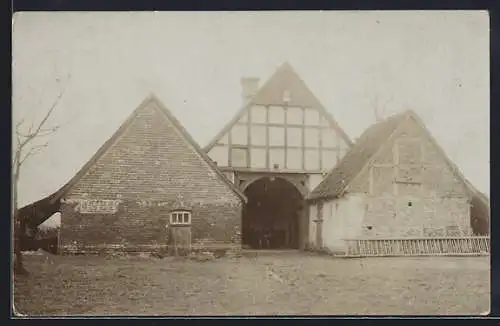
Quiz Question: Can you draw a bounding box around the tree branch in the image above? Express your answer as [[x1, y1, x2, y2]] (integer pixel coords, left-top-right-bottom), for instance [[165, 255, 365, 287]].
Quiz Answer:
[[17, 126, 59, 139], [15, 87, 66, 151], [32, 91, 64, 136], [12, 74, 70, 275], [15, 118, 25, 130], [19, 142, 49, 166], [37, 126, 60, 136]]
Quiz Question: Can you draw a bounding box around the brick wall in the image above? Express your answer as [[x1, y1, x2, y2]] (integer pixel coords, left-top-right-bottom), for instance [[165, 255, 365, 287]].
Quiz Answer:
[[349, 117, 471, 237], [60, 100, 243, 253], [60, 200, 241, 252]]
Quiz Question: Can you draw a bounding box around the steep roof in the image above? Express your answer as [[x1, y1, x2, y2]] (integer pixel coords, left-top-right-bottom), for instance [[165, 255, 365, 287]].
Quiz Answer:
[[307, 110, 476, 202], [252, 61, 325, 108], [204, 62, 352, 151], [307, 111, 408, 201], [50, 94, 247, 204]]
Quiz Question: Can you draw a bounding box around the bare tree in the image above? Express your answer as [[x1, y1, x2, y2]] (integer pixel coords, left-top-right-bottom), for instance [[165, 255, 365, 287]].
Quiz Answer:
[[12, 82, 68, 275]]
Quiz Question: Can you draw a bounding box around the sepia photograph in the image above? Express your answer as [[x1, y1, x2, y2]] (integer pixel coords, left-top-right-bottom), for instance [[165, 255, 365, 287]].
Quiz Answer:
[[12, 10, 490, 316]]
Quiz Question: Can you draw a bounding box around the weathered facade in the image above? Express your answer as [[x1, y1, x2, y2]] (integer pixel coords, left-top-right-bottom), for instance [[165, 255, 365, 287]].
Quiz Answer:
[[53, 95, 246, 253], [307, 110, 475, 252], [205, 62, 352, 249]]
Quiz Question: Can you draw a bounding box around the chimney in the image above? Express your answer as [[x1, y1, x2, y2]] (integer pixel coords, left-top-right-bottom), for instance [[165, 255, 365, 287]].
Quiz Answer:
[[240, 77, 260, 103]]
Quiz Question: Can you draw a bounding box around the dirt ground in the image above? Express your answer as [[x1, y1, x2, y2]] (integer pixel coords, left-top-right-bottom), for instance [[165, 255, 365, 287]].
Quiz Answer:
[[13, 250, 490, 316]]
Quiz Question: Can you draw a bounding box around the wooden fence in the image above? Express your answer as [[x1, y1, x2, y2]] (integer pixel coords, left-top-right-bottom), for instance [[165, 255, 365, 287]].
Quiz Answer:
[[342, 236, 490, 257]]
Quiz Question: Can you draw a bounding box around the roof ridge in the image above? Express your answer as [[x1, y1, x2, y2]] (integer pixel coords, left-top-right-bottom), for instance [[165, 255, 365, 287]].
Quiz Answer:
[[307, 109, 478, 202], [51, 94, 247, 204], [204, 62, 353, 151]]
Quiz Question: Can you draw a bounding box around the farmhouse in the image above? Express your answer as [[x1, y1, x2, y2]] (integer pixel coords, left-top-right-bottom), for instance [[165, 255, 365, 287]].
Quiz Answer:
[[49, 94, 246, 254], [204, 62, 352, 249], [306, 110, 480, 253], [16, 63, 488, 256]]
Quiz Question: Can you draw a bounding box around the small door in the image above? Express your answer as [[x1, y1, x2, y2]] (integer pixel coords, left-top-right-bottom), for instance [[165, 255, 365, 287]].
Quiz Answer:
[[308, 205, 317, 248], [170, 227, 191, 251], [315, 202, 324, 249], [168, 210, 192, 255]]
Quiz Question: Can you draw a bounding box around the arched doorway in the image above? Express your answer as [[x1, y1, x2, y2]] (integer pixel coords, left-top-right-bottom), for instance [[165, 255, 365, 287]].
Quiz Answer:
[[242, 176, 304, 249]]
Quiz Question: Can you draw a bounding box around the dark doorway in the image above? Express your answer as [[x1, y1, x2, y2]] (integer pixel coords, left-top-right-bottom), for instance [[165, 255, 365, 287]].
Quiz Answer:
[[242, 177, 304, 249]]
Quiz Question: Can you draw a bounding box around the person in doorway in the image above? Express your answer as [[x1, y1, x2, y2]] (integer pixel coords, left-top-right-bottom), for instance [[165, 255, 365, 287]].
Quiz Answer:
[[263, 227, 272, 249], [257, 227, 264, 249]]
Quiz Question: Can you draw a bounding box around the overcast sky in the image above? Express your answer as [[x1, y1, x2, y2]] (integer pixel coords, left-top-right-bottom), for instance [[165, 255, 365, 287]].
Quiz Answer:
[[13, 11, 489, 214]]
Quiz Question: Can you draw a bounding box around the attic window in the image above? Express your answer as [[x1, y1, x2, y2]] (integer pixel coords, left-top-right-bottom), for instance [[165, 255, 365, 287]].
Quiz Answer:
[[283, 90, 291, 103], [169, 210, 191, 225]]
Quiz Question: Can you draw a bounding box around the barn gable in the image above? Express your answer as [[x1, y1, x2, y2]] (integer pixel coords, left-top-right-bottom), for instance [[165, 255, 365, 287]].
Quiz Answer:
[[307, 110, 473, 201], [52, 94, 247, 204], [204, 62, 353, 173]]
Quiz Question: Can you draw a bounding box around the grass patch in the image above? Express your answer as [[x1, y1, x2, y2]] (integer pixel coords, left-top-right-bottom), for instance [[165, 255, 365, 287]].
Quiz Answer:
[[14, 252, 490, 316]]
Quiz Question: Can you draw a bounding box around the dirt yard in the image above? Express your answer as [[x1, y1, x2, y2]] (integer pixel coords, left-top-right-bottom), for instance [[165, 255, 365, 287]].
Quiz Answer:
[[13, 250, 490, 316]]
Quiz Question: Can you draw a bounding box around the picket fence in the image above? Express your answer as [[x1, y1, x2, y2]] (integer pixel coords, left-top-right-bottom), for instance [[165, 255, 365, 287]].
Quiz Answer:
[[342, 236, 490, 257]]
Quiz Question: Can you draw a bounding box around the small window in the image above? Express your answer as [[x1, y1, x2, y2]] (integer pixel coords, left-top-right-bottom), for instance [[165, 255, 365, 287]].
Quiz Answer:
[[283, 90, 291, 103], [169, 210, 191, 225]]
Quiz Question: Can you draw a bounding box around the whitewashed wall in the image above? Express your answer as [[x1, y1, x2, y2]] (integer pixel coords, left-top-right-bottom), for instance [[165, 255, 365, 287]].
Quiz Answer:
[[321, 194, 365, 252], [308, 204, 317, 247]]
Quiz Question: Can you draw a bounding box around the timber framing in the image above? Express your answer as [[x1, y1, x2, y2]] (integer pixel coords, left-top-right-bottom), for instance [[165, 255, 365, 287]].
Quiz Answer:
[[203, 62, 353, 154]]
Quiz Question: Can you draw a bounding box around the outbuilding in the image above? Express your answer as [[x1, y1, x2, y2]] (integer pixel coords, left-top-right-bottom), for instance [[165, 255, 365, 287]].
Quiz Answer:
[[51, 94, 246, 254], [307, 110, 477, 253]]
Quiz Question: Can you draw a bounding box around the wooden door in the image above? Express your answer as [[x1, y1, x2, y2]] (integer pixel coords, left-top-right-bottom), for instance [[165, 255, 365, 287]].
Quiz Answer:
[[315, 202, 324, 249], [170, 226, 192, 255]]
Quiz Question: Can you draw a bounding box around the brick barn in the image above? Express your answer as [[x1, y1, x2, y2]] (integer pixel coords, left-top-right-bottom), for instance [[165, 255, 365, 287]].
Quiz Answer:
[[50, 94, 247, 254], [306, 110, 477, 253]]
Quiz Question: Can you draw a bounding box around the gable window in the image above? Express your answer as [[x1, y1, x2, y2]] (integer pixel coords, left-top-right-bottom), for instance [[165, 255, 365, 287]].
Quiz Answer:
[[170, 210, 191, 225], [283, 90, 291, 103]]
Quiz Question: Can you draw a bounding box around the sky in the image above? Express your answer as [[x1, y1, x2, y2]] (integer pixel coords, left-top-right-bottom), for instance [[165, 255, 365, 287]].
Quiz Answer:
[[12, 11, 489, 226]]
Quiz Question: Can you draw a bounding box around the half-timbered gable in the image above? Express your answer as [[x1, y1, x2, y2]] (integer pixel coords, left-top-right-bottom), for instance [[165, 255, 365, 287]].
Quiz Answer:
[[205, 62, 352, 175]]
